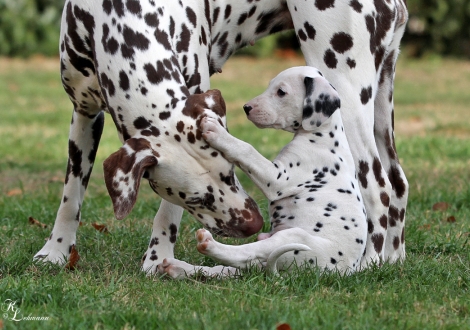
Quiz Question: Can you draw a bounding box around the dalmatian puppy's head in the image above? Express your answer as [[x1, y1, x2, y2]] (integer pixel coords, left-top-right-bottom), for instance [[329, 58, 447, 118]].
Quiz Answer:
[[243, 66, 341, 132], [103, 90, 263, 238]]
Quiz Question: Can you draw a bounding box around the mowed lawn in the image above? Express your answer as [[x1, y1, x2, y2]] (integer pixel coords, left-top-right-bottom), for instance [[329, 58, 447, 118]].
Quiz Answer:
[[0, 55, 469, 330]]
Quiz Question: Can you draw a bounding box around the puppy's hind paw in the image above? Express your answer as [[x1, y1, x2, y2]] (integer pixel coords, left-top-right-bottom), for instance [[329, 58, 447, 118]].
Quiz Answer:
[[196, 228, 215, 254]]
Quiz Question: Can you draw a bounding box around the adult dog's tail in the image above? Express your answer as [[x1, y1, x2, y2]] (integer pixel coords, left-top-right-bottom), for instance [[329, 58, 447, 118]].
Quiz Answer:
[[266, 243, 311, 275]]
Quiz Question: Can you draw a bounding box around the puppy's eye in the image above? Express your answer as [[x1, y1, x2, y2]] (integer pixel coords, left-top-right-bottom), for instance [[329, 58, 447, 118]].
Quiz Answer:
[[277, 88, 286, 97]]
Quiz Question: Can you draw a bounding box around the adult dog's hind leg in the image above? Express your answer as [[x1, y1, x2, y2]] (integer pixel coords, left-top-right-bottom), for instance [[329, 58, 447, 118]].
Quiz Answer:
[[373, 8, 409, 263], [142, 200, 184, 274], [287, 0, 403, 268]]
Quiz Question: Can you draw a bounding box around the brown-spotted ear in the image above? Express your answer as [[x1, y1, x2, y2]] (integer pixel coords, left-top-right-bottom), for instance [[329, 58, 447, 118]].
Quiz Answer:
[[103, 138, 158, 220], [182, 89, 226, 119], [194, 89, 228, 132], [205, 89, 226, 117], [302, 76, 341, 131]]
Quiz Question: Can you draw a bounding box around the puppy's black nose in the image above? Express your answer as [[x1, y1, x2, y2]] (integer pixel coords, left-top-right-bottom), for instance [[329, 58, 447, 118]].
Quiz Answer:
[[243, 104, 252, 115]]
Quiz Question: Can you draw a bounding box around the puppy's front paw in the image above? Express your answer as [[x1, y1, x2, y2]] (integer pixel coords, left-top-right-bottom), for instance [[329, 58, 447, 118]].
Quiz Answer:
[[201, 116, 225, 144]]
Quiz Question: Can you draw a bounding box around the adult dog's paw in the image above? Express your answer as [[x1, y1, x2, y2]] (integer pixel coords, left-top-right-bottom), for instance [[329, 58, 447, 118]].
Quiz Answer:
[[157, 258, 195, 279], [34, 236, 75, 265]]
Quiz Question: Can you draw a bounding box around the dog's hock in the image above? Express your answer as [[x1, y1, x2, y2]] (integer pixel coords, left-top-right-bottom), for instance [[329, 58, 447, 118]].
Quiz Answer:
[[103, 138, 159, 220], [302, 76, 341, 130], [266, 243, 312, 275]]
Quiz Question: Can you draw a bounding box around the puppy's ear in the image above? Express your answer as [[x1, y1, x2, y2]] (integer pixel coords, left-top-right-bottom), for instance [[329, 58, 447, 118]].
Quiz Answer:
[[302, 76, 341, 130], [103, 138, 158, 220]]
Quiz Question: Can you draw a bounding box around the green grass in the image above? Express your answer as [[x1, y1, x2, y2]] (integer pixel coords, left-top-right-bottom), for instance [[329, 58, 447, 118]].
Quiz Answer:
[[0, 55, 469, 330]]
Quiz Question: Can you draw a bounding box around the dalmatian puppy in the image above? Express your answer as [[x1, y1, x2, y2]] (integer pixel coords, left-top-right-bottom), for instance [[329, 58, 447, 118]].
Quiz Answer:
[[158, 66, 367, 278], [34, 0, 409, 274]]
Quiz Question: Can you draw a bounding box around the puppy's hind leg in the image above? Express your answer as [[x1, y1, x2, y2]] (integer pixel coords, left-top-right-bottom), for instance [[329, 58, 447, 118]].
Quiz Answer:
[[196, 228, 333, 271], [266, 243, 311, 275]]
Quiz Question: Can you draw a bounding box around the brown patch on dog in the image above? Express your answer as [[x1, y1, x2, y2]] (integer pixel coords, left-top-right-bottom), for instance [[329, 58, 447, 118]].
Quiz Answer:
[[358, 160, 369, 188], [371, 233, 384, 253], [379, 214, 388, 229], [182, 89, 226, 119], [373, 157, 386, 187], [380, 191, 390, 207]]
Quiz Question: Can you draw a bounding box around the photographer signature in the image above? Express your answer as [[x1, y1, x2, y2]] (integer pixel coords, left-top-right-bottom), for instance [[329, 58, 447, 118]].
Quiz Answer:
[[2, 299, 50, 322]]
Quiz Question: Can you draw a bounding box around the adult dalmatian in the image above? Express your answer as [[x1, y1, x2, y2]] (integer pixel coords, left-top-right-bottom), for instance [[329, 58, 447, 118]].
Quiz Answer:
[[34, 0, 409, 273]]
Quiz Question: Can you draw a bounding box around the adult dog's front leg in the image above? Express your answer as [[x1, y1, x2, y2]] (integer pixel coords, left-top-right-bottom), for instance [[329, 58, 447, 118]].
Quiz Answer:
[[201, 116, 292, 200], [141, 200, 184, 274]]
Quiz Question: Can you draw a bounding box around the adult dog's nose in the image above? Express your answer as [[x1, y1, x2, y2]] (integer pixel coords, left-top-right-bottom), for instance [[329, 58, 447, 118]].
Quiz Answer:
[[243, 104, 252, 115]]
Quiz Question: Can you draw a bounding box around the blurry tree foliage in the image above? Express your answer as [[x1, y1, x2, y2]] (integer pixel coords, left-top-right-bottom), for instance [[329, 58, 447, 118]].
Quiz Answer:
[[0, 0, 62, 57], [405, 0, 470, 57], [0, 0, 469, 58]]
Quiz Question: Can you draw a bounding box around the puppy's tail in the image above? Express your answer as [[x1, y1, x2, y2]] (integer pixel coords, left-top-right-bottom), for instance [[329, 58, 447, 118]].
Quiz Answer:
[[266, 243, 311, 276]]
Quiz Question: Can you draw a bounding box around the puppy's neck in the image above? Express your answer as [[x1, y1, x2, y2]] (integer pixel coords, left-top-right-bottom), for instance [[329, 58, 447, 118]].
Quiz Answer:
[[295, 111, 343, 137]]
